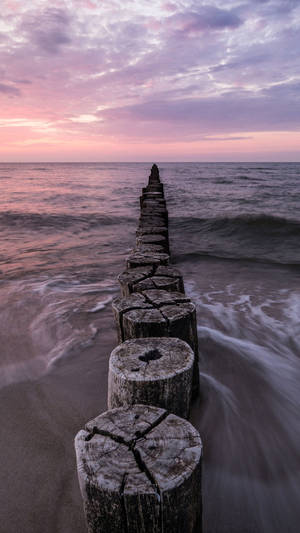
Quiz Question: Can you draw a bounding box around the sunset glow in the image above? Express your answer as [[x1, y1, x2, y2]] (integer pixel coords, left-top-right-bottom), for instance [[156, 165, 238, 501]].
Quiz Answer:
[[1, 0, 300, 161]]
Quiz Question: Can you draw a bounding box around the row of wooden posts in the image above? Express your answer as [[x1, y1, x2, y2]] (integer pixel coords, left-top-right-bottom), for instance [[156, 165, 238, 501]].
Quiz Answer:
[[75, 165, 203, 532]]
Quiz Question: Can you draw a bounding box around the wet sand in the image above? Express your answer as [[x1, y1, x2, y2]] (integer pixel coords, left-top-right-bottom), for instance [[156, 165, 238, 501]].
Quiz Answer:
[[0, 312, 116, 533]]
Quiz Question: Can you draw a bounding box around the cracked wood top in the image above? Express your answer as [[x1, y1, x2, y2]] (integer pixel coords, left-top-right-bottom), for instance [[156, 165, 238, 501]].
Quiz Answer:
[[113, 289, 191, 314], [126, 251, 170, 268], [118, 265, 183, 290], [75, 404, 202, 497], [109, 337, 194, 381], [112, 289, 197, 349]]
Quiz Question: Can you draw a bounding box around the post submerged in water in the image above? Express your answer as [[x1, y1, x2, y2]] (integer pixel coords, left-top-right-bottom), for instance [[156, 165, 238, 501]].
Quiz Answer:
[[108, 337, 194, 418]]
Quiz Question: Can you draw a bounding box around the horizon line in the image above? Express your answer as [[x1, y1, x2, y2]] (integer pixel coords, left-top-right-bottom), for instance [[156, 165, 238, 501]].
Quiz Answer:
[[1, 160, 300, 164]]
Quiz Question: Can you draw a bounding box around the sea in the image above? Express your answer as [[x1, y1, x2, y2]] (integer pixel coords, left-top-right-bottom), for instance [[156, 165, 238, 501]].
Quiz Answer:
[[0, 162, 299, 533]]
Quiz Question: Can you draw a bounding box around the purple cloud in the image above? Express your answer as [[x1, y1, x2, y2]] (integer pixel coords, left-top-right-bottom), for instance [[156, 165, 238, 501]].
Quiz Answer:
[[236, 0, 299, 18], [98, 80, 300, 140], [13, 79, 32, 85], [165, 6, 243, 35], [0, 83, 21, 96], [22, 8, 72, 54]]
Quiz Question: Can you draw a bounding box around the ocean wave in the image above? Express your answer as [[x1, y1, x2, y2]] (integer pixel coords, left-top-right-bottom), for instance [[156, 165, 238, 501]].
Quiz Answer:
[[173, 213, 300, 236], [174, 250, 300, 266], [171, 214, 300, 265], [0, 211, 135, 231]]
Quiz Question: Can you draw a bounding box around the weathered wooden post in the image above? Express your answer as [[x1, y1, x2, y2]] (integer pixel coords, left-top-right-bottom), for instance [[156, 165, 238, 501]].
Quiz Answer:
[[108, 337, 194, 418], [118, 265, 184, 296], [126, 250, 170, 269], [134, 244, 166, 254], [137, 224, 169, 239], [155, 265, 185, 291], [149, 163, 160, 182], [142, 183, 164, 194], [141, 207, 168, 222], [75, 404, 202, 533], [140, 198, 166, 210], [139, 216, 168, 229], [140, 194, 165, 209], [136, 233, 169, 253]]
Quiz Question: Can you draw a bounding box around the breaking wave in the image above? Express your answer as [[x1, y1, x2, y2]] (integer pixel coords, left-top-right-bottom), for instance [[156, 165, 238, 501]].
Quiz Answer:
[[172, 214, 300, 265]]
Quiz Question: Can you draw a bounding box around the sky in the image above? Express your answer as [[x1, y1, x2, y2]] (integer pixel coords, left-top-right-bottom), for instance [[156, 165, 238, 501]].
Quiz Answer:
[[0, 0, 300, 161]]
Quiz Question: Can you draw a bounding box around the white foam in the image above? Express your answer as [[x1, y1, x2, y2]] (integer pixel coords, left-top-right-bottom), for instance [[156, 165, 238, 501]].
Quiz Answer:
[[30, 277, 118, 296], [88, 295, 114, 312], [200, 372, 238, 413]]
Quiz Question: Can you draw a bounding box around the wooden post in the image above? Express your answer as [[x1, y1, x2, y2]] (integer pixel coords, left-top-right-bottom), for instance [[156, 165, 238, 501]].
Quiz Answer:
[[108, 337, 194, 418], [150, 163, 160, 182], [141, 210, 168, 220], [139, 215, 168, 227], [141, 212, 168, 226], [118, 265, 154, 296], [142, 190, 163, 196], [136, 225, 168, 238], [142, 183, 164, 194], [118, 265, 184, 297], [141, 206, 167, 216], [134, 244, 166, 254], [112, 289, 199, 395], [75, 404, 202, 533], [140, 193, 165, 208], [155, 265, 185, 292], [140, 198, 166, 208], [136, 234, 169, 253], [112, 292, 152, 342], [140, 203, 166, 213], [141, 191, 164, 197], [136, 233, 168, 246], [119, 273, 180, 295], [126, 251, 169, 269]]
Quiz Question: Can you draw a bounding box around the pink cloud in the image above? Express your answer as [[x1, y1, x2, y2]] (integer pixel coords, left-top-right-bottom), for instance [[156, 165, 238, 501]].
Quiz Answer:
[[0, 83, 21, 95], [82, 0, 97, 9], [161, 2, 178, 13]]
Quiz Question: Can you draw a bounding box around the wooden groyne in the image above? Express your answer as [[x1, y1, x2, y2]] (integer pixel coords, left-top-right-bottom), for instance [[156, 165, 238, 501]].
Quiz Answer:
[[75, 164, 203, 533]]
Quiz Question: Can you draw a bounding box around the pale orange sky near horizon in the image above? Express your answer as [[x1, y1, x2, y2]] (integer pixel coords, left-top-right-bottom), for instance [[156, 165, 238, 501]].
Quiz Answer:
[[1, 0, 300, 162], [2, 131, 300, 163]]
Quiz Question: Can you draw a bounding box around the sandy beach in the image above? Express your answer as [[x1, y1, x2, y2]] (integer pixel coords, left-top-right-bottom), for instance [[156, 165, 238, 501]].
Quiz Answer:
[[0, 311, 116, 533]]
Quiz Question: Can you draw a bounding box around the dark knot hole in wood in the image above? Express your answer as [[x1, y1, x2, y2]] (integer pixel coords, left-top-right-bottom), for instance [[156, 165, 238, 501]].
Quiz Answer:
[[138, 348, 163, 363]]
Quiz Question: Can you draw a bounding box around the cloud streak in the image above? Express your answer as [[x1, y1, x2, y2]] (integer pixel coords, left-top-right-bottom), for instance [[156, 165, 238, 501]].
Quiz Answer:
[[96, 79, 300, 141]]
